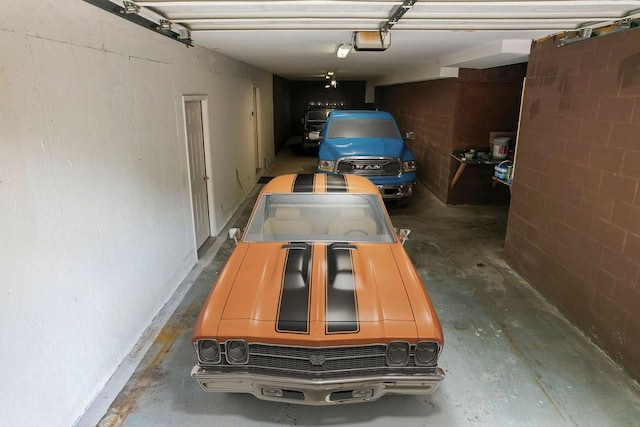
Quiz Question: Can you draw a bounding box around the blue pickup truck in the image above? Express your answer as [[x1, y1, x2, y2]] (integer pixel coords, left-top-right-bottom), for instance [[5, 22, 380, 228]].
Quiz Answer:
[[316, 110, 417, 200]]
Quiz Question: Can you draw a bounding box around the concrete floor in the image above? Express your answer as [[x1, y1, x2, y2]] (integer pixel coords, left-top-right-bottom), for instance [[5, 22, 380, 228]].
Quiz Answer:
[[81, 139, 640, 426]]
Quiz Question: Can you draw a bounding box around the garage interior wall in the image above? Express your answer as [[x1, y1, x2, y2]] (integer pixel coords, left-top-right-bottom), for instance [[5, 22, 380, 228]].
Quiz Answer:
[[273, 75, 292, 152], [505, 28, 640, 382], [376, 64, 525, 204], [289, 80, 369, 135], [376, 79, 458, 201], [0, 1, 274, 426]]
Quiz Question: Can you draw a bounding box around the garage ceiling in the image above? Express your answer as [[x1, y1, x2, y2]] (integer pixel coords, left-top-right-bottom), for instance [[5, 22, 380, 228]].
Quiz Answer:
[[103, 1, 640, 84]]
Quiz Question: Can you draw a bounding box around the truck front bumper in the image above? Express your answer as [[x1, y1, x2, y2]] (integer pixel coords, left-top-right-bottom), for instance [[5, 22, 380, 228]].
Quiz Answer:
[[191, 365, 445, 405], [377, 181, 415, 199]]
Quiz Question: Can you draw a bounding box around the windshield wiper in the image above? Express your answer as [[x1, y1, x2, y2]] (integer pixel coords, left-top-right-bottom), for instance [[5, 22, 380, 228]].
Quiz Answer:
[[281, 242, 309, 250], [330, 243, 358, 250]]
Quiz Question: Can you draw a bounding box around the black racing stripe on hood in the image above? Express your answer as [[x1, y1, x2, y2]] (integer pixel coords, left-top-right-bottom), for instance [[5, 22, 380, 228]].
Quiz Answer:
[[326, 174, 347, 192], [325, 243, 359, 334], [292, 174, 315, 192], [276, 243, 312, 334]]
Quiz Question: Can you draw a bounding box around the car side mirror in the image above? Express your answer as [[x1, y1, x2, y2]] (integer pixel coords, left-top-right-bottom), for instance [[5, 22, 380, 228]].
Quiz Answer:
[[398, 228, 411, 245], [228, 228, 242, 245]]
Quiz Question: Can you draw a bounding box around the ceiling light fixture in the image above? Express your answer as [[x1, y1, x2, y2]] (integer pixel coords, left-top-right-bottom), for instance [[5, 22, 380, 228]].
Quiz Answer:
[[336, 44, 352, 59]]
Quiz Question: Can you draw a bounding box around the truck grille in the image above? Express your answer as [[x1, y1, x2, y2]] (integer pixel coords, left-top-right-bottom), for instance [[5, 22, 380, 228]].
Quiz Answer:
[[210, 343, 428, 379], [336, 158, 401, 176]]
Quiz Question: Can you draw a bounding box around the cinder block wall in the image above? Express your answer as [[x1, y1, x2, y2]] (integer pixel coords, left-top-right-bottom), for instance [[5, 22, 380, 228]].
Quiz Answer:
[[505, 29, 640, 381], [376, 79, 459, 202], [376, 65, 526, 204], [448, 67, 526, 204]]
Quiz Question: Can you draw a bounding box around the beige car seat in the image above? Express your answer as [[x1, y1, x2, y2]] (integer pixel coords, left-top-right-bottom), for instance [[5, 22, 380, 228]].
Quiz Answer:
[[263, 207, 314, 235], [328, 207, 377, 237]]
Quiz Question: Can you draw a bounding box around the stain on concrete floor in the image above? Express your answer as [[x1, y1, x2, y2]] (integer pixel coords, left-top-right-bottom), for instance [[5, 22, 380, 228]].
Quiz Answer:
[[91, 141, 640, 427]]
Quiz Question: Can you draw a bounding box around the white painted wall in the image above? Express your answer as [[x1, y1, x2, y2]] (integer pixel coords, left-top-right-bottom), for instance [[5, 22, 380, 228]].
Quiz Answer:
[[0, 1, 274, 425]]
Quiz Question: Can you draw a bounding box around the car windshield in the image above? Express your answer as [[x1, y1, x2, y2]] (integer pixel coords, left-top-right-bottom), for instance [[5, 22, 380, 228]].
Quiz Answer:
[[307, 109, 332, 122], [326, 118, 401, 139], [243, 193, 396, 243]]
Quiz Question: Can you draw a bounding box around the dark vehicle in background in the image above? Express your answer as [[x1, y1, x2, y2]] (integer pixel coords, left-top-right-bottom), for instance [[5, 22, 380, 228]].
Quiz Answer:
[[302, 101, 344, 154]]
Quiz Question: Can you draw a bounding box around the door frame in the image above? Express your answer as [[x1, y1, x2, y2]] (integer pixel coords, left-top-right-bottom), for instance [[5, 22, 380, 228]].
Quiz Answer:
[[251, 85, 261, 174], [182, 95, 217, 252]]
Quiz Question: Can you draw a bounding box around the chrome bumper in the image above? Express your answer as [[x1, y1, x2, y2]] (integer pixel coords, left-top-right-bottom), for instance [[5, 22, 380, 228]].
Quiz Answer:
[[191, 365, 444, 405], [377, 182, 415, 200]]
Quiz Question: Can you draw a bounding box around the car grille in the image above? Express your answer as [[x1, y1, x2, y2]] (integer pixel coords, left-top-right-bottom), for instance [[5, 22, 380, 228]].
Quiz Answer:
[[210, 343, 429, 379], [336, 158, 401, 176]]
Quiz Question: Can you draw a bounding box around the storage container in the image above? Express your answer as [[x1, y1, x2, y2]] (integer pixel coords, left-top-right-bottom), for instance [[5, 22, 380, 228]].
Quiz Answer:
[[492, 137, 510, 160], [494, 160, 513, 180]]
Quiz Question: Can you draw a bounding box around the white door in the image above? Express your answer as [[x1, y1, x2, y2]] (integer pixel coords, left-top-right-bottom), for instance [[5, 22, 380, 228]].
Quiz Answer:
[[185, 101, 211, 248]]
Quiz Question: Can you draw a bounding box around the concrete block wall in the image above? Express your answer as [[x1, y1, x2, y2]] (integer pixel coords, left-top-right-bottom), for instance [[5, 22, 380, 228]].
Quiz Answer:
[[505, 28, 640, 381], [0, 1, 274, 425], [448, 66, 526, 204], [376, 65, 526, 204], [376, 79, 458, 202]]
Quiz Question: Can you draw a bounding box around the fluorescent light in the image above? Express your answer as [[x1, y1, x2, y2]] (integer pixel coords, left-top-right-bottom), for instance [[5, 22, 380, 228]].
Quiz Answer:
[[337, 44, 352, 58]]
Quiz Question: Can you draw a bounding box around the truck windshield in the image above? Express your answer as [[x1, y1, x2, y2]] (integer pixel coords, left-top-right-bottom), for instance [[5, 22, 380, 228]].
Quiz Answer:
[[327, 118, 401, 139], [307, 109, 332, 121]]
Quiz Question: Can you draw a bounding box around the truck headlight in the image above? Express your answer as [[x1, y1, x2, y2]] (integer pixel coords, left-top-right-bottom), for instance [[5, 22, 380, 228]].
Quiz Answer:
[[317, 160, 335, 172], [403, 160, 416, 172], [197, 339, 220, 364], [225, 339, 249, 364], [386, 341, 410, 366], [415, 341, 439, 366]]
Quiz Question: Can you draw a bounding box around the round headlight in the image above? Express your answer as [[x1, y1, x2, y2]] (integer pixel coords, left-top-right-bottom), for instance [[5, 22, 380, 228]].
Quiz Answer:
[[198, 339, 220, 363], [415, 341, 439, 366], [226, 340, 248, 364], [386, 341, 410, 366]]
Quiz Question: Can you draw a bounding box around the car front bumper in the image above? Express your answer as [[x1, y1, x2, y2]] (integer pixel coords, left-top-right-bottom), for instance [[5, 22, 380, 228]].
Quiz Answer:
[[191, 365, 444, 405]]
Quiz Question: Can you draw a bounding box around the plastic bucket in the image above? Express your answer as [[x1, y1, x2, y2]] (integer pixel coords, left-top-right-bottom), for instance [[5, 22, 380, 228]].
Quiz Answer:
[[492, 137, 510, 160], [494, 160, 513, 180]]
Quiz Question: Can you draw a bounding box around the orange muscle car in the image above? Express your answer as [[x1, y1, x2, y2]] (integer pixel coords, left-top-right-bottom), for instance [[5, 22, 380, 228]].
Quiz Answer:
[[191, 173, 444, 405]]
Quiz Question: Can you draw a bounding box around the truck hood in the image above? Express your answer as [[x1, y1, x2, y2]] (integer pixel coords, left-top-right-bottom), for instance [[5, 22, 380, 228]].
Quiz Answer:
[[214, 242, 418, 343], [320, 137, 411, 159]]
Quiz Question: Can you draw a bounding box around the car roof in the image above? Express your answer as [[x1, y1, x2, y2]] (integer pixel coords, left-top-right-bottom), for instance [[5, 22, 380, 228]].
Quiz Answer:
[[261, 173, 381, 195], [328, 110, 394, 120]]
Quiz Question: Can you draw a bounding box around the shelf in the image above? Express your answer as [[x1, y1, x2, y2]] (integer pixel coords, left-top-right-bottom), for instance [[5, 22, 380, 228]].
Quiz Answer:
[[450, 154, 504, 188], [492, 176, 512, 192]]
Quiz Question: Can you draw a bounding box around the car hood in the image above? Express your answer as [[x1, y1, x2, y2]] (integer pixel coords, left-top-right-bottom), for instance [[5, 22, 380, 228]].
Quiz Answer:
[[320, 137, 411, 159], [209, 242, 419, 344]]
